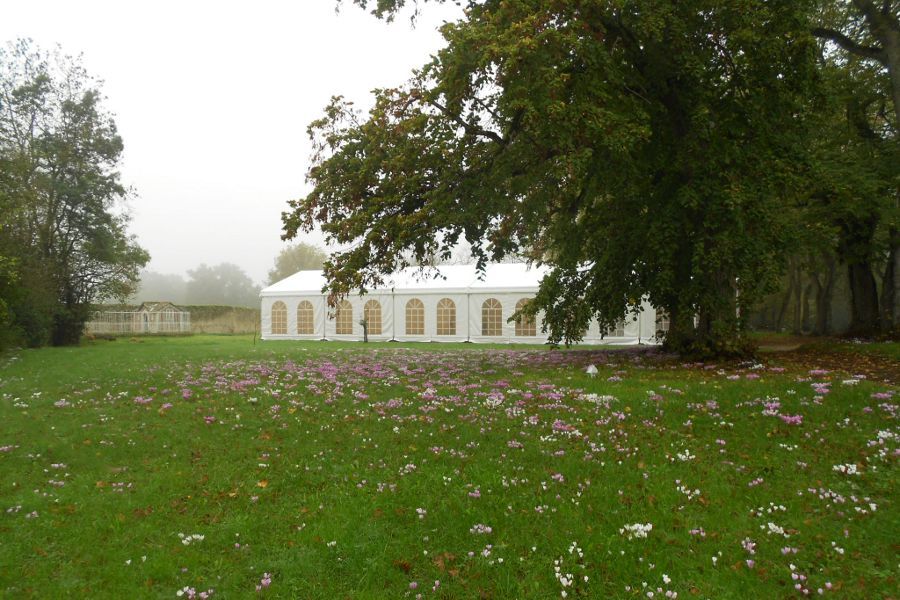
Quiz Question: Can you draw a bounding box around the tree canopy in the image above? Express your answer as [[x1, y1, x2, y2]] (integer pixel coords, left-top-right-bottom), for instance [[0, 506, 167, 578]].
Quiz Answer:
[[284, 0, 820, 356], [185, 263, 261, 308], [812, 1, 899, 126], [0, 40, 148, 346], [267, 242, 327, 285]]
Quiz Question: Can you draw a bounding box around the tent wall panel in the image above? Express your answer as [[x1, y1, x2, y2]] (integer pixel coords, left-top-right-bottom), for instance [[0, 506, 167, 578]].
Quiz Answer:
[[260, 265, 660, 344]]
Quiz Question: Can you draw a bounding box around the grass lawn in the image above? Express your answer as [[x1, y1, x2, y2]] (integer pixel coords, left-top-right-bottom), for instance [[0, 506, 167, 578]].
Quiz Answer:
[[825, 340, 900, 362], [0, 335, 896, 598]]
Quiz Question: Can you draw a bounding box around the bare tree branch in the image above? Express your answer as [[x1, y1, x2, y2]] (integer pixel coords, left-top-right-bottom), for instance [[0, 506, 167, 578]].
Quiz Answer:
[[812, 26, 887, 64]]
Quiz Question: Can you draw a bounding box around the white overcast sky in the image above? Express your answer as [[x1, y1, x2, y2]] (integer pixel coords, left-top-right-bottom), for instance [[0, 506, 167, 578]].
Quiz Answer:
[[1, 0, 462, 284]]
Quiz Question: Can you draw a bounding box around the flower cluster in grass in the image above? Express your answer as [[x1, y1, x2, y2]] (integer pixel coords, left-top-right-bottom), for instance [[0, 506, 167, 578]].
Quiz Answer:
[[0, 338, 896, 598]]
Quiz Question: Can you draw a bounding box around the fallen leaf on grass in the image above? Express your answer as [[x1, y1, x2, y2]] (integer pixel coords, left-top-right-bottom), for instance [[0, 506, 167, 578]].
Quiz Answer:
[[393, 559, 411, 573]]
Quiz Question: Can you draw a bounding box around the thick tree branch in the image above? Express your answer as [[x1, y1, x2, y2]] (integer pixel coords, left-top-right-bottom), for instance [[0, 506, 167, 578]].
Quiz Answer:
[[812, 26, 886, 64], [425, 97, 505, 144]]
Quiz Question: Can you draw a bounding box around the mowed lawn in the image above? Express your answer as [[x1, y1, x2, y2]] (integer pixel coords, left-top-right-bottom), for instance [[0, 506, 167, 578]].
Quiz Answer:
[[0, 336, 896, 598]]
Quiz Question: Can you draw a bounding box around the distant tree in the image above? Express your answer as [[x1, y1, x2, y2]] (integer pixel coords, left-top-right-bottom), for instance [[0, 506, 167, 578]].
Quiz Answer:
[[0, 40, 149, 346], [130, 270, 188, 305], [267, 242, 327, 284], [186, 263, 260, 307], [284, 0, 819, 357], [812, 1, 899, 333], [809, 61, 895, 335]]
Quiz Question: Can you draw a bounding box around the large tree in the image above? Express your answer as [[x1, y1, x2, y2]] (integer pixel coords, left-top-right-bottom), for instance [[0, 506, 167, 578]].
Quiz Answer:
[[0, 40, 148, 346], [283, 0, 818, 356]]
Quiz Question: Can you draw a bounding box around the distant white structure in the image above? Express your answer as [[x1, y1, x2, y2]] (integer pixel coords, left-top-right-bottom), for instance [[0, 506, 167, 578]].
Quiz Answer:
[[259, 263, 664, 344], [86, 302, 191, 335]]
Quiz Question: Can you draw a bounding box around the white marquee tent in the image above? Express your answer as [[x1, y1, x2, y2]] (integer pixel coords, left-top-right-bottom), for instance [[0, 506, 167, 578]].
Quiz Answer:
[[259, 263, 663, 344]]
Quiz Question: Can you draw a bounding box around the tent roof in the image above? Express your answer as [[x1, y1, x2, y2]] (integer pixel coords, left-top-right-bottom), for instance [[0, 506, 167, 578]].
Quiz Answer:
[[136, 301, 186, 313], [260, 263, 551, 297]]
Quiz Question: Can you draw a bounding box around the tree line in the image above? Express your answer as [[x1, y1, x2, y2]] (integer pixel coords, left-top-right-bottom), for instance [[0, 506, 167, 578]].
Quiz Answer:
[[129, 243, 326, 309]]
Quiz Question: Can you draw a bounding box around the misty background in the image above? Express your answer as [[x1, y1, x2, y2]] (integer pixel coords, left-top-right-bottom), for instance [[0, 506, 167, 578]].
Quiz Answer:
[[0, 0, 463, 293]]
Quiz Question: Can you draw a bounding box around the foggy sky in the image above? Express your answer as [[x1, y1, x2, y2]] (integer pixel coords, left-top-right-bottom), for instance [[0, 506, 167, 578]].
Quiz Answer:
[[1, 0, 462, 284]]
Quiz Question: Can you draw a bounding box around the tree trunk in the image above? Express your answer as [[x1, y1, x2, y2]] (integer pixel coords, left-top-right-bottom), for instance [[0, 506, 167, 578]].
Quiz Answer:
[[880, 226, 899, 334], [847, 261, 880, 335], [813, 257, 836, 335], [775, 290, 788, 332], [51, 297, 88, 346], [664, 275, 749, 358], [791, 265, 803, 334], [776, 267, 797, 332], [800, 282, 814, 334], [664, 308, 694, 351]]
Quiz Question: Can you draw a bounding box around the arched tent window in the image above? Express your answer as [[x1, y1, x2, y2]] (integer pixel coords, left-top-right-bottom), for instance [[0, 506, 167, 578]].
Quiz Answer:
[[607, 320, 625, 337], [364, 299, 382, 335], [296, 301, 314, 335], [271, 301, 287, 335], [405, 298, 424, 335], [656, 310, 670, 335], [582, 321, 594, 338], [335, 300, 353, 335], [436, 298, 456, 336], [514, 298, 536, 336], [482, 298, 503, 336]]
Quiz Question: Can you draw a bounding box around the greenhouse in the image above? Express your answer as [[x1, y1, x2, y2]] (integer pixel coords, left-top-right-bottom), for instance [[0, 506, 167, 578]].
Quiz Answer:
[[86, 302, 191, 335]]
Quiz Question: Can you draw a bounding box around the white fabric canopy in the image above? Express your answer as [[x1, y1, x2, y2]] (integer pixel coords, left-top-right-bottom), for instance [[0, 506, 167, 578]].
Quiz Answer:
[[259, 263, 660, 344]]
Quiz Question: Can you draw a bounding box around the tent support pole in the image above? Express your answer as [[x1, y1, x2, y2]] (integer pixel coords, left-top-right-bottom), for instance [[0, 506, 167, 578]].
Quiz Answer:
[[466, 293, 471, 342], [638, 309, 642, 345], [320, 294, 327, 341], [391, 289, 397, 341]]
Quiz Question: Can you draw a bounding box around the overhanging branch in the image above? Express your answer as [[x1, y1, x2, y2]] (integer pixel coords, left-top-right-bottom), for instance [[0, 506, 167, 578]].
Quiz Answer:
[[812, 26, 886, 64]]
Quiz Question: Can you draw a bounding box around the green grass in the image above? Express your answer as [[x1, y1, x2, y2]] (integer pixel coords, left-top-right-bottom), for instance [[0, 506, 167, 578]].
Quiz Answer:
[[0, 336, 896, 598]]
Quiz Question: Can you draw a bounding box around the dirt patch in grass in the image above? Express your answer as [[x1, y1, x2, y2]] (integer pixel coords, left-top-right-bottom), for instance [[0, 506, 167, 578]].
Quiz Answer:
[[761, 339, 899, 383], [754, 333, 819, 352]]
